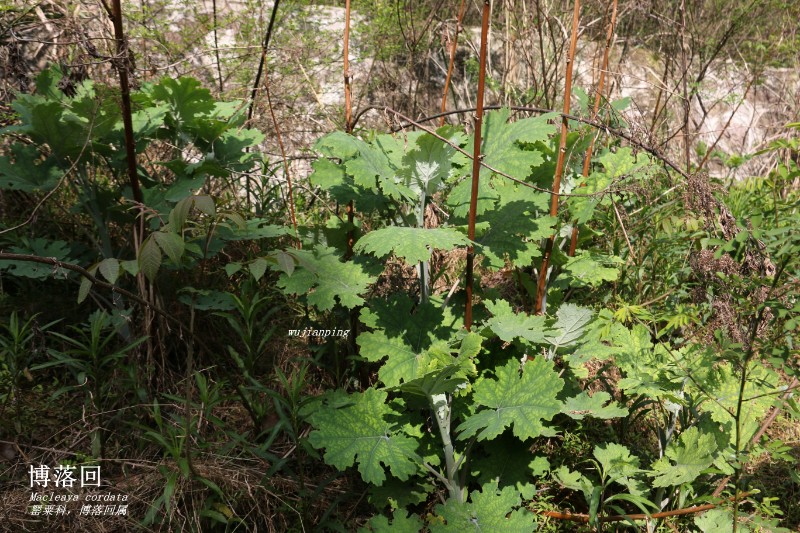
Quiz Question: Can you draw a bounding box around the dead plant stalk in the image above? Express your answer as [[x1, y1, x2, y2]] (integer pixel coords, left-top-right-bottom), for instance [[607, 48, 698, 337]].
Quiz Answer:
[[343, 0, 355, 259], [439, 0, 467, 127]]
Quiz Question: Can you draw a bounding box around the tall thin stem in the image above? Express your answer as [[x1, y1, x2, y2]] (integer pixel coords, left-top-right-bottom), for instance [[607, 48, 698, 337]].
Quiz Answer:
[[263, 60, 300, 248], [244, 0, 281, 211], [246, 0, 281, 125], [568, 0, 617, 257], [439, 0, 467, 127], [212, 0, 224, 93], [343, 0, 355, 260], [464, 0, 491, 331], [108, 0, 143, 217], [534, 0, 581, 315]]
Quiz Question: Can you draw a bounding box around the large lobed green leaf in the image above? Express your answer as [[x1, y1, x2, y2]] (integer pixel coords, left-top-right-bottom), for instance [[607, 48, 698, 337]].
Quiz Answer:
[[484, 299, 552, 344], [650, 426, 717, 488], [401, 129, 467, 196], [476, 202, 557, 270], [278, 246, 377, 311], [358, 296, 463, 387], [447, 109, 556, 218], [563, 390, 628, 420], [0, 144, 62, 192], [562, 251, 623, 287], [457, 357, 564, 441], [355, 226, 470, 265], [544, 303, 594, 352], [307, 388, 422, 486], [473, 108, 558, 182], [429, 480, 537, 532], [568, 147, 652, 224], [359, 510, 424, 533]]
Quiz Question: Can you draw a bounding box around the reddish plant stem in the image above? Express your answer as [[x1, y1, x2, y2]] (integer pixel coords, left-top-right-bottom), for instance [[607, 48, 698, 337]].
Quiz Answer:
[[341, 0, 359, 363], [439, 0, 467, 127], [568, 0, 617, 257], [534, 0, 581, 315], [108, 0, 152, 365], [464, 0, 491, 331], [108, 0, 142, 219]]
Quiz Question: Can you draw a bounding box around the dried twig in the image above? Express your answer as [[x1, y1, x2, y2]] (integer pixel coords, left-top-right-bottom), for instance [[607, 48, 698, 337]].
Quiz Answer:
[[439, 0, 467, 127]]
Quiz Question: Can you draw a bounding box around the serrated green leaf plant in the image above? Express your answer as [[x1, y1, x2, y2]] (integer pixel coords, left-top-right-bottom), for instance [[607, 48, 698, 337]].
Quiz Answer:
[[296, 110, 799, 531]]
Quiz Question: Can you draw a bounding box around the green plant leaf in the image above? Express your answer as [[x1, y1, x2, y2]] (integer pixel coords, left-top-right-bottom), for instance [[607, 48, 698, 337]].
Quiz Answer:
[[544, 304, 593, 351], [563, 391, 628, 420], [309, 157, 359, 203], [153, 231, 185, 264], [457, 357, 564, 441], [562, 251, 622, 287], [138, 236, 162, 281], [368, 476, 435, 512], [278, 246, 377, 311], [274, 250, 295, 276], [402, 130, 466, 196], [218, 219, 290, 241], [355, 227, 470, 265], [307, 388, 422, 486], [471, 434, 550, 492], [248, 258, 267, 281], [177, 288, 236, 311], [474, 108, 558, 181], [78, 265, 98, 304], [150, 77, 216, 128], [97, 258, 120, 285], [358, 296, 461, 387], [691, 363, 778, 446], [429, 480, 537, 532], [694, 509, 735, 533], [594, 443, 640, 478], [359, 510, 424, 533], [553, 466, 593, 501], [447, 174, 499, 218], [569, 147, 651, 224], [477, 202, 556, 270], [394, 364, 468, 398], [485, 299, 551, 344], [357, 332, 421, 388], [224, 262, 242, 276], [0, 144, 62, 192], [614, 325, 681, 398], [316, 131, 413, 200], [650, 426, 717, 488], [120, 259, 139, 276], [0, 239, 72, 279], [192, 195, 215, 216], [9, 99, 85, 160]]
